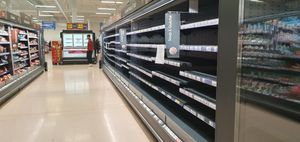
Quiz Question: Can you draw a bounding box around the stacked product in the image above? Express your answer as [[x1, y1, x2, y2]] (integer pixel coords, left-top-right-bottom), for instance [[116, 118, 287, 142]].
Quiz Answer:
[[29, 32, 40, 67], [0, 24, 12, 84], [12, 29, 30, 75]]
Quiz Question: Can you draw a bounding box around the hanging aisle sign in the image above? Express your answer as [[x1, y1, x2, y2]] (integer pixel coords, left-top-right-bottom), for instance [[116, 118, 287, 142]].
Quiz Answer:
[[165, 11, 180, 58], [67, 23, 88, 30], [119, 29, 127, 49], [42, 21, 56, 30]]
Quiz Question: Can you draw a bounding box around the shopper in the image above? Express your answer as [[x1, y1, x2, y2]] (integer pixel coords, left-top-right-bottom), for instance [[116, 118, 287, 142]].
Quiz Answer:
[[95, 38, 101, 53], [87, 35, 94, 67]]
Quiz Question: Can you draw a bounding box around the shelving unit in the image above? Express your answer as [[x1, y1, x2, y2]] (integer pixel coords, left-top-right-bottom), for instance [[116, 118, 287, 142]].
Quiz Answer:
[[101, 0, 300, 141], [102, 0, 218, 141], [0, 18, 44, 105], [60, 30, 96, 64]]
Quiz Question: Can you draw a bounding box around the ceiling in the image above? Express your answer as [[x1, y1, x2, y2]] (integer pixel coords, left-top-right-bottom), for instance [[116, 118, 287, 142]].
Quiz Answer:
[[4, 0, 128, 24]]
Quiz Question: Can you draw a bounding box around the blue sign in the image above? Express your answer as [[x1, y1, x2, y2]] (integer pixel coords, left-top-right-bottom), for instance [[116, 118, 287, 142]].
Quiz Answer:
[[42, 21, 56, 30]]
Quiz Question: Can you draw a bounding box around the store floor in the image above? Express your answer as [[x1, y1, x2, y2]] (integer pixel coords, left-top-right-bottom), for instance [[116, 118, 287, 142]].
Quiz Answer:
[[0, 55, 155, 142]]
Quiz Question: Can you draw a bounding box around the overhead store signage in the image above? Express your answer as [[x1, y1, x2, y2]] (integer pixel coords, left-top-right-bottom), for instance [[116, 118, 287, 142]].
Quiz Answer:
[[67, 23, 88, 30], [20, 13, 32, 26], [42, 21, 56, 30], [119, 29, 127, 49], [7, 12, 21, 23], [165, 11, 180, 58]]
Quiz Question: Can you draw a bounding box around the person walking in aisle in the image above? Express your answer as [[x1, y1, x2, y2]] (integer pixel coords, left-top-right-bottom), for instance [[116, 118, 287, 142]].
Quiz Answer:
[[87, 35, 94, 67]]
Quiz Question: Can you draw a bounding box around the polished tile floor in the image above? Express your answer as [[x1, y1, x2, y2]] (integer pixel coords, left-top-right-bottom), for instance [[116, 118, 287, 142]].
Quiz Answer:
[[0, 57, 155, 142]]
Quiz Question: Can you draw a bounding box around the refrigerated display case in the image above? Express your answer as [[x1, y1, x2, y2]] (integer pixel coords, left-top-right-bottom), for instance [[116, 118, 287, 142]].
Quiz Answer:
[[101, 0, 300, 141], [0, 18, 45, 104], [102, 0, 218, 141], [60, 30, 95, 64], [237, 0, 300, 142]]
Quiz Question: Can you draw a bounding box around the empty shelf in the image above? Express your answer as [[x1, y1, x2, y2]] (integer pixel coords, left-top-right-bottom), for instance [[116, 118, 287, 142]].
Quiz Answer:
[[127, 63, 153, 77], [179, 88, 216, 110], [180, 71, 217, 87], [152, 71, 188, 86]]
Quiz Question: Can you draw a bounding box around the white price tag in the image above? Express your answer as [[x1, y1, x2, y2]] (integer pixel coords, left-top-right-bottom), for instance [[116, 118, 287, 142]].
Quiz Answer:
[[179, 71, 184, 76], [190, 108, 197, 116], [158, 119, 164, 125], [197, 114, 205, 121], [196, 76, 201, 81], [155, 45, 165, 64], [153, 115, 159, 121], [167, 95, 172, 99], [175, 99, 181, 105], [212, 81, 217, 87], [184, 90, 193, 98]]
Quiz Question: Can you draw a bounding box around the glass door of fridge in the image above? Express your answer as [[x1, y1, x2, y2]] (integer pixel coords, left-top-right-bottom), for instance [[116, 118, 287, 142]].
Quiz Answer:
[[237, 0, 300, 142]]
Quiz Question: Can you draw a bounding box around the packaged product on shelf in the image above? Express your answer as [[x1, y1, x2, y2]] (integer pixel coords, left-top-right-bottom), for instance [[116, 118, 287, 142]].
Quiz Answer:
[[0, 24, 8, 35], [0, 36, 8, 42], [240, 15, 300, 105], [30, 39, 38, 45], [0, 45, 4, 53], [19, 30, 26, 35], [28, 32, 37, 37], [31, 59, 40, 66]]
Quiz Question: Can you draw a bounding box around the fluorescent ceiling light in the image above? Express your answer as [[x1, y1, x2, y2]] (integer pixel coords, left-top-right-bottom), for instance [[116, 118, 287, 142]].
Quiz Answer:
[[26, 0, 34, 6], [98, 8, 116, 10], [71, 15, 85, 18], [41, 11, 60, 13], [39, 14, 54, 17], [35, 5, 57, 8], [32, 17, 38, 20], [249, 0, 264, 2], [77, 19, 85, 21], [96, 12, 111, 15], [101, 1, 123, 4]]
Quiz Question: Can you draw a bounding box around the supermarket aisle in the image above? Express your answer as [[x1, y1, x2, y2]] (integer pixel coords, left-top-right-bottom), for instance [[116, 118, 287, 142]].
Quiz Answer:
[[0, 56, 155, 142]]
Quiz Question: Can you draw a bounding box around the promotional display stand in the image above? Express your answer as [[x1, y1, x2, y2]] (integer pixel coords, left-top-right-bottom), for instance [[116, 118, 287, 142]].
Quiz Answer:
[[60, 30, 95, 64], [51, 41, 62, 65]]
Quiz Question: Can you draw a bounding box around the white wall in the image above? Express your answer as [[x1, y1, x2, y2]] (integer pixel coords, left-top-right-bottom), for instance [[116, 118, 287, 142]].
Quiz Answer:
[[43, 23, 66, 42], [89, 22, 101, 38], [43, 22, 101, 42]]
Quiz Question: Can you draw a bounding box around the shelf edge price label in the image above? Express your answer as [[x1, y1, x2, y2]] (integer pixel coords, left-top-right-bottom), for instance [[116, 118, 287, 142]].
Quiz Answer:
[[165, 12, 180, 58]]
